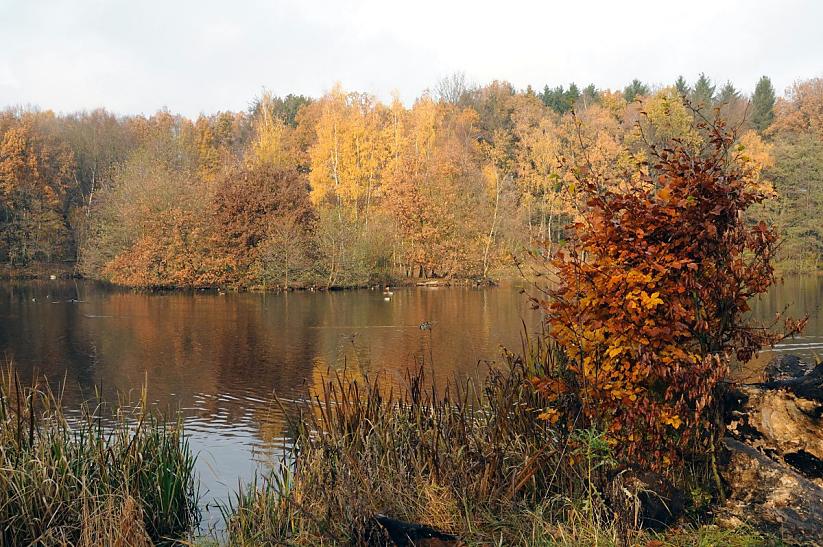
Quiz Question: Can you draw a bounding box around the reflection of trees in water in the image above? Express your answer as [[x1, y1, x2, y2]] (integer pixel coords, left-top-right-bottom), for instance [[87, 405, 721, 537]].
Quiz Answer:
[[0, 281, 101, 395], [1, 282, 545, 443]]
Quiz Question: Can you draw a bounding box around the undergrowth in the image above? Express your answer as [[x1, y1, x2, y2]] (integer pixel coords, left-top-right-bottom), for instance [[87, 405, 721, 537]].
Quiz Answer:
[[0, 367, 198, 546], [220, 340, 756, 545]]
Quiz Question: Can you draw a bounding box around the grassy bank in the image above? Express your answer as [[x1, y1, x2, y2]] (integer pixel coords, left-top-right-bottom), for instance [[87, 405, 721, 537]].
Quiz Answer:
[[0, 368, 198, 545], [219, 346, 770, 546], [0, 262, 77, 280], [0, 358, 773, 546], [0, 260, 494, 292]]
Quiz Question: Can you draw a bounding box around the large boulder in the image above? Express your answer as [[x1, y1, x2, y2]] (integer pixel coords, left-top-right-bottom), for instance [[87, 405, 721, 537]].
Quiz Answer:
[[722, 438, 823, 545], [727, 355, 823, 481], [722, 354, 823, 543], [764, 354, 815, 383]]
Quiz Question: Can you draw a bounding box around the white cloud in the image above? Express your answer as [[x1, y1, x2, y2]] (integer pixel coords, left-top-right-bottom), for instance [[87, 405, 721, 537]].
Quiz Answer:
[[0, 0, 821, 116], [0, 63, 19, 89]]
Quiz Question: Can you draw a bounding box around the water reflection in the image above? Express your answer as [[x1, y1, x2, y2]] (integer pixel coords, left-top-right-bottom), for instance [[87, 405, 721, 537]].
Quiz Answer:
[[2, 276, 821, 523], [0, 280, 541, 517], [745, 275, 823, 380]]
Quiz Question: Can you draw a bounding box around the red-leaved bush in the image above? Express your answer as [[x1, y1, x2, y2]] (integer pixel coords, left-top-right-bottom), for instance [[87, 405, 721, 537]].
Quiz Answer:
[[534, 110, 805, 470]]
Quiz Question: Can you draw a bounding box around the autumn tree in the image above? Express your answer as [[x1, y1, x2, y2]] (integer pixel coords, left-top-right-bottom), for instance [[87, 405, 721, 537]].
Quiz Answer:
[[769, 77, 823, 137], [3, 74, 820, 288], [759, 135, 823, 271], [257, 213, 315, 289], [754, 78, 823, 271], [535, 107, 792, 471], [0, 111, 75, 265], [81, 112, 208, 286], [554, 92, 637, 197], [212, 163, 315, 287], [630, 87, 702, 149], [309, 86, 390, 223], [248, 92, 294, 170], [511, 94, 563, 249], [305, 85, 395, 285], [60, 109, 136, 263], [434, 72, 469, 105], [250, 93, 312, 128], [383, 98, 486, 278]]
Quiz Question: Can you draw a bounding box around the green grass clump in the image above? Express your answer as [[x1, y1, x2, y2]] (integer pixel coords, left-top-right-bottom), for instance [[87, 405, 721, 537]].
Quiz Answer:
[[0, 368, 198, 546]]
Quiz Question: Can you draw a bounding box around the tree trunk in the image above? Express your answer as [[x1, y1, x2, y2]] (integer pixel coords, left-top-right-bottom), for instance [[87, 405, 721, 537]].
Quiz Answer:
[[482, 171, 502, 280], [721, 355, 823, 543]]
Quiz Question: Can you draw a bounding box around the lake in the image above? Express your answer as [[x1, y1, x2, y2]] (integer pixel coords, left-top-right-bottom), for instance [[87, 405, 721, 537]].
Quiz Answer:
[[0, 279, 543, 524], [1, 275, 821, 525]]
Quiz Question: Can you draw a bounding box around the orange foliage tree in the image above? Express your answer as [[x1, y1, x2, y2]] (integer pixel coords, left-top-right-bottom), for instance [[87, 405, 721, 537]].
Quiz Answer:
[[211, 163, 316, 287], [534, 111, 802, 470], [0, 113, 75, 264]]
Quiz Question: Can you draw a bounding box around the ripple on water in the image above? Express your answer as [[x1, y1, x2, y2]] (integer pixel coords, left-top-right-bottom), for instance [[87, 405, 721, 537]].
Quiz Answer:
[[3, 277, 820, 534]]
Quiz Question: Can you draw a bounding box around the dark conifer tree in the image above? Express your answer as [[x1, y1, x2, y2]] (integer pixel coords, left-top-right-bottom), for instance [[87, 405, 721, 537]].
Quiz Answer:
[[751, 76, 776, 132]]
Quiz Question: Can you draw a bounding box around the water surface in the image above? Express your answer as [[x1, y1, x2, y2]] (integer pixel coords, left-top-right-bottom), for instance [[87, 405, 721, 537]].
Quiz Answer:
[[0, 280, 540, 519], [1, 276, 821, 522]]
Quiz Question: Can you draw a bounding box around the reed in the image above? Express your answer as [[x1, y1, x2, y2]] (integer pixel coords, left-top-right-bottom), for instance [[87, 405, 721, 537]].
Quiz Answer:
[[220, 335, 774, 546], [222, 340, 625, 545], [0, 367, 198, 546]]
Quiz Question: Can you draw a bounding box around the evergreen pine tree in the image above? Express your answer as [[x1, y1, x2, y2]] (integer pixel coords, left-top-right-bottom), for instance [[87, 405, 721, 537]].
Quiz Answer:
[[582, 84, 599, 107], [565, 83, 581, 111], [624, 79, 649, 102], [717, 81, 740, 103], [691, 73, 716, 107], [751, 76, 776, 132], [674, 75, 689, 96]]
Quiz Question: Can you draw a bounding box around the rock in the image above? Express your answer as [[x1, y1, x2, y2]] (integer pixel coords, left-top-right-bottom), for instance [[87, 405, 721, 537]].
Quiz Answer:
[[722, 437, 823, 545], [764, 354, 814, 383], [728, 355, 823, 482], [731, 384, 823, 464], [364, 514, 463, 546], [763, 360, 823, 402], [724, 357, 823, 543], [608, 468, 685, 531]]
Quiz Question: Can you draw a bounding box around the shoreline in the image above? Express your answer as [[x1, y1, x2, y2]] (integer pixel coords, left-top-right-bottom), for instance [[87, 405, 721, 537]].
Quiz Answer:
[[0, 262, 500, 292]]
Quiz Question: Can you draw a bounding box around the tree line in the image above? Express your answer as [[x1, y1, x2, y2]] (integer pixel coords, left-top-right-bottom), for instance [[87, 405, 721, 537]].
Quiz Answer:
[[0, 74, 820, 288]]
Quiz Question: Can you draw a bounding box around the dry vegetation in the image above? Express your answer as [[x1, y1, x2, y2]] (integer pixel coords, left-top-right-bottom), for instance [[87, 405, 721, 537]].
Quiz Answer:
[[0, 368, 198, 546]]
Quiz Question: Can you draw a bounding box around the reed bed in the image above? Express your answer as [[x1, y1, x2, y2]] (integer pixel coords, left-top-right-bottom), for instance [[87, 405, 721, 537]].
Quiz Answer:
[[0, 356, 771, 546], [0, 368, 198, 546], [220, 337, 774, 546], [221, 339, 626, 545]]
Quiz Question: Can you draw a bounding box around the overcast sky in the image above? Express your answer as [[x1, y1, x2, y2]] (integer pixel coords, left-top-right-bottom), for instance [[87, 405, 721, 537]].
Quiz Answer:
[[1, 0, 821, 117]]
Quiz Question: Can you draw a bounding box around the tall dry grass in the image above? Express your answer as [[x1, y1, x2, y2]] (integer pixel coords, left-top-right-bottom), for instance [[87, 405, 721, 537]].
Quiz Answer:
[[222, 339, 627, 545], [0, 367, 198, 546]]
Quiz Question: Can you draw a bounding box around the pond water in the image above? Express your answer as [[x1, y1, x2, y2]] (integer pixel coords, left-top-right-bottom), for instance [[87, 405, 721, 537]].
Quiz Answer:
[[0, 280, 542, 525], [1, 275, 821, 526]]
